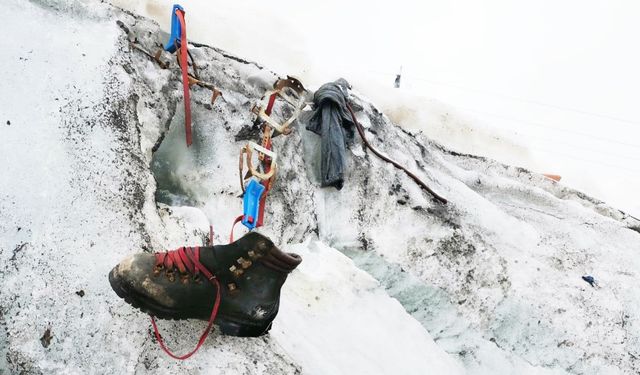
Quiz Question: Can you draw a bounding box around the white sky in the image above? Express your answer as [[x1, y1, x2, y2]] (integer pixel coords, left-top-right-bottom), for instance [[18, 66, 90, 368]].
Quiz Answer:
[[113, 0, 640, 216]]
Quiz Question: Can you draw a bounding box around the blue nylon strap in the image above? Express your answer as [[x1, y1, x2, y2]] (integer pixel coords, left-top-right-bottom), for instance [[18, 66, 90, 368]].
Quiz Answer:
[[164, 4, 185, 52]]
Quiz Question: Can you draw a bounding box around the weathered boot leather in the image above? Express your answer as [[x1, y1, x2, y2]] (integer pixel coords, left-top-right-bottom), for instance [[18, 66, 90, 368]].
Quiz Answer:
[[108, 232, 301, 337]]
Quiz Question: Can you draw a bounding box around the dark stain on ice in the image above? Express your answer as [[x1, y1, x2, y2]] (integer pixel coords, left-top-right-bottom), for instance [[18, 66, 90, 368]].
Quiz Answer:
[[40, 328, 52, 348], [426, 205, 461, 230], [9, 243, 28, 265], [116, 20, 130, 35], [389, 183, 402, 194], [235, 124, 261, 142]]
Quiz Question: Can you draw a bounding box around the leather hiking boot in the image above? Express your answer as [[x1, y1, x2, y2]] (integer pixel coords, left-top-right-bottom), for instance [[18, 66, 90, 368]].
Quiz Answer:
[[108, 232, 302, 337]]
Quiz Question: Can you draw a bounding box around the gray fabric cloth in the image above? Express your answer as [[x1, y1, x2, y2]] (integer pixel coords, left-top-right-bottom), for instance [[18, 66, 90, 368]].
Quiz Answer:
[[306, 79, 354, 190]]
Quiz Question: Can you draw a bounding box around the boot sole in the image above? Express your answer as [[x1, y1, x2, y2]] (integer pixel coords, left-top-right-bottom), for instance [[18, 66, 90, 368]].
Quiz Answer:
[[108, 269, 272, 337]]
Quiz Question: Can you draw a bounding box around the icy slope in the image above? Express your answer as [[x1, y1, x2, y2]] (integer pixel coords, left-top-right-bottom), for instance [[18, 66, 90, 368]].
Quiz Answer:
[[1, 1, 640, 374], [0, 1, 461, 374], [273, 240, 464, 375]]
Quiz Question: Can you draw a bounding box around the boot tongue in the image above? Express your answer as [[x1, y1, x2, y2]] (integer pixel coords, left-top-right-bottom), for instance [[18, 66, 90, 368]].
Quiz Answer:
[[197, 243, 237, 277], [196, 235, 269, 277], [242, 232, 302, 273], [261, 247, 302, 273]]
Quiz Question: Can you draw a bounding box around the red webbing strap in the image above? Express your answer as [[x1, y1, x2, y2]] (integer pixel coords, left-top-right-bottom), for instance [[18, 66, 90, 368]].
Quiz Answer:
[[229, 215, 244, 243], [265, 92, 277, 113], [150, 247, 221, 360], [176, 10, 192, 147], [256, 93, 278, 227], [256, 163, 271, 227]]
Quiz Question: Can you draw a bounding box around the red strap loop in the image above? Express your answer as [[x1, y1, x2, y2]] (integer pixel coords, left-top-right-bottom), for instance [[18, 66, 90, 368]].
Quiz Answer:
[[229, 215, 245, 243], [150, 277, 220, 360], [150, 246, 220, 360]]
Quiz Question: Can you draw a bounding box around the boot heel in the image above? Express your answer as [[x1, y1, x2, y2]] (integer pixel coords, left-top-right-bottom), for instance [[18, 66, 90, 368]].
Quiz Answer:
[[217, 317, 272, 337]]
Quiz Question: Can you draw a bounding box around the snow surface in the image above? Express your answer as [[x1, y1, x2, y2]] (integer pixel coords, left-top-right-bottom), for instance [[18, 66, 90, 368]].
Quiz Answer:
[[274, 240, 464, 375], [1, 0, 640, 374]]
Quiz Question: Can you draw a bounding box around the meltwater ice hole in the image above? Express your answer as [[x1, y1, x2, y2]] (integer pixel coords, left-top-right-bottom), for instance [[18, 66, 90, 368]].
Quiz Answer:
[[151, 107, 211, 207]]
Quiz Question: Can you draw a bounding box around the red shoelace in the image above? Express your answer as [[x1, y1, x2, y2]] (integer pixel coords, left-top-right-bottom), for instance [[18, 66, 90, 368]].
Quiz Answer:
[[150, 246, 221, 360]]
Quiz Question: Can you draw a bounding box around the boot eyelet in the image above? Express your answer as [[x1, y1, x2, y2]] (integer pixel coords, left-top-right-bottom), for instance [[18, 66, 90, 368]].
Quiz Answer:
[[229, 265, 244, 278], [237, 257, 252, 269], [256, 241, 269, 253], [153, 264, 164, 276], [165, 270, 176, 282], [241, 260, 252, 269]]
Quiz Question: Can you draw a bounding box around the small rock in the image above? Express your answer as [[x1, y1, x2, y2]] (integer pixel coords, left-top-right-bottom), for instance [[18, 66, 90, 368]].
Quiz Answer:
[[6, 120, 10, 126], [76, 290, 85, 297], [40, 328, 52, 348], [582, 275, 597, 287]]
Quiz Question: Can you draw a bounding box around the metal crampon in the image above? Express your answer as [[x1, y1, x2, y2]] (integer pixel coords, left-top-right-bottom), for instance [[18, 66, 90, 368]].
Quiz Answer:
[[239, 76, 309, 190], [237, 77, 310, 228], [251, 76, 309, 136]]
